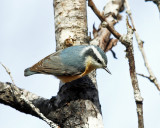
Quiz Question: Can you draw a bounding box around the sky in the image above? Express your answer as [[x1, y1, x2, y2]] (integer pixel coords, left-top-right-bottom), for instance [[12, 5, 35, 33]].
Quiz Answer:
[[0, 0, 160, 128]]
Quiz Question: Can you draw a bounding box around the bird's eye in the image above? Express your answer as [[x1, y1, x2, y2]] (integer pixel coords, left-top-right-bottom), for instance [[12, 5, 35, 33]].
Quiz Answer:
[[97, 59, 101, 63]]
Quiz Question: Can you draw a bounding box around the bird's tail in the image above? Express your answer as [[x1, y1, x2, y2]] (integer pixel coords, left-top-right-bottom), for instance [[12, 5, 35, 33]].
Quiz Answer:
[[24, 68, 37, 76]]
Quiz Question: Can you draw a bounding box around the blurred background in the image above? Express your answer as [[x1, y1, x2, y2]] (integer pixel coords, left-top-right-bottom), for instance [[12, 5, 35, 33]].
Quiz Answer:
[[0, 0, 160, 127]]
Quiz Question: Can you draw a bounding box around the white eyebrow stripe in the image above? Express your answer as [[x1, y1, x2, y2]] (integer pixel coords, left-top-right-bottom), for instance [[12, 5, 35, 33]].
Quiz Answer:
[[90, 46, 105, 64], [80, 46, 105, 64], [80, 46, 90, 55]]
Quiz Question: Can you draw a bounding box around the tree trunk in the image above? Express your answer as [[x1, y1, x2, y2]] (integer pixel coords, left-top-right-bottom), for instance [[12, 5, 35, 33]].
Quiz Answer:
[[52, 0, 103, 127]]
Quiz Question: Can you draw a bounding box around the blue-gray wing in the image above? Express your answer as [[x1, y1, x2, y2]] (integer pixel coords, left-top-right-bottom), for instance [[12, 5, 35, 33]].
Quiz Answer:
[[29, 50, 83, 76]]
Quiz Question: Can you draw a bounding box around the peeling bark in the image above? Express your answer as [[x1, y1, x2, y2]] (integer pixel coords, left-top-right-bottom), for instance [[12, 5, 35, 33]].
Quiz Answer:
[[0, 75, 103, 128], [54, 0, 88, 50], [53, 0, 103, 126]]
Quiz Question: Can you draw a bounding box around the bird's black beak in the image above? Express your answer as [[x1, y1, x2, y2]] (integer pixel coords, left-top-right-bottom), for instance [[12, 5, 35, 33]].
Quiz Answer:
[[104, 67, 111, 74]]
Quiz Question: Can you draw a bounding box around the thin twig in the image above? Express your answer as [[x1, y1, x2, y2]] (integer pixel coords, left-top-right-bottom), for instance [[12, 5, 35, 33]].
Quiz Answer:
[[1, 62, 15, 85], [88, 0, 121, 39], [125, 0, 160, 91], [20, 94, 59, 128], [136, 73, 150, 79], [137, 73, 159, 85], [88, 0, 105, 22], [0, 62, 59, 128], [119, 17, 144, 128], [0, 62, 15, 96]]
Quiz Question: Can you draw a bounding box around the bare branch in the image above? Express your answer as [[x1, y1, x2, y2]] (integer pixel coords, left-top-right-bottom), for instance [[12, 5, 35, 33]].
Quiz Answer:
[[0, 63, 59, 128], [136, 73, 150, 79], [125, 0, 160, 91], [0, 62, 15, 85], [88, 0, 121, 39], [137, 73, 160, 89], [89, 0, 124, 52], [0, 82, 59, 128], [20, 95, 59, 128], [119, 17, 144, 128], [101, 21, 121, 39], [88, 0, 105, 22], [89, 0, 144, 126], [0, 62, 16, 97]]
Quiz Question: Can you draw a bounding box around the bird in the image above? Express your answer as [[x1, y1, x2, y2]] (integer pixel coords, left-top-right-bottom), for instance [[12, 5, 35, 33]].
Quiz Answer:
[[24, 45, 111, 83]]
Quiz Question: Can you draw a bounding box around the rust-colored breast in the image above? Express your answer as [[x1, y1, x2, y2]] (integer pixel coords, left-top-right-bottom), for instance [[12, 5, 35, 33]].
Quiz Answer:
[[57, 61, 95, 83]]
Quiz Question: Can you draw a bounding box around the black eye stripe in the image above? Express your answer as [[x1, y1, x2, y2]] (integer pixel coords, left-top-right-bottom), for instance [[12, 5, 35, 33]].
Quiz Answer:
[[83, 48, 102, 64], [90, 50, 102, 63], [97, 59, 101, 63]]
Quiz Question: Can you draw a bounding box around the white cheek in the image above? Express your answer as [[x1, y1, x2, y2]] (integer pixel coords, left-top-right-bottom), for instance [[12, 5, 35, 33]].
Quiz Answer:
[[85, 56, 103, 69], [91, 60, 102, 68]]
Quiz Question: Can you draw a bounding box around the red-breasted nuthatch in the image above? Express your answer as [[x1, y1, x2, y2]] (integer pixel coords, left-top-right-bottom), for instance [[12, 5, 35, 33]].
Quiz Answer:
[[24, 45, 111, 83]]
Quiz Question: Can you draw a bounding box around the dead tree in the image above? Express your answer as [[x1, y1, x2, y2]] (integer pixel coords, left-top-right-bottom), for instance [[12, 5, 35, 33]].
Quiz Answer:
[[1, 0, 159, 128]]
